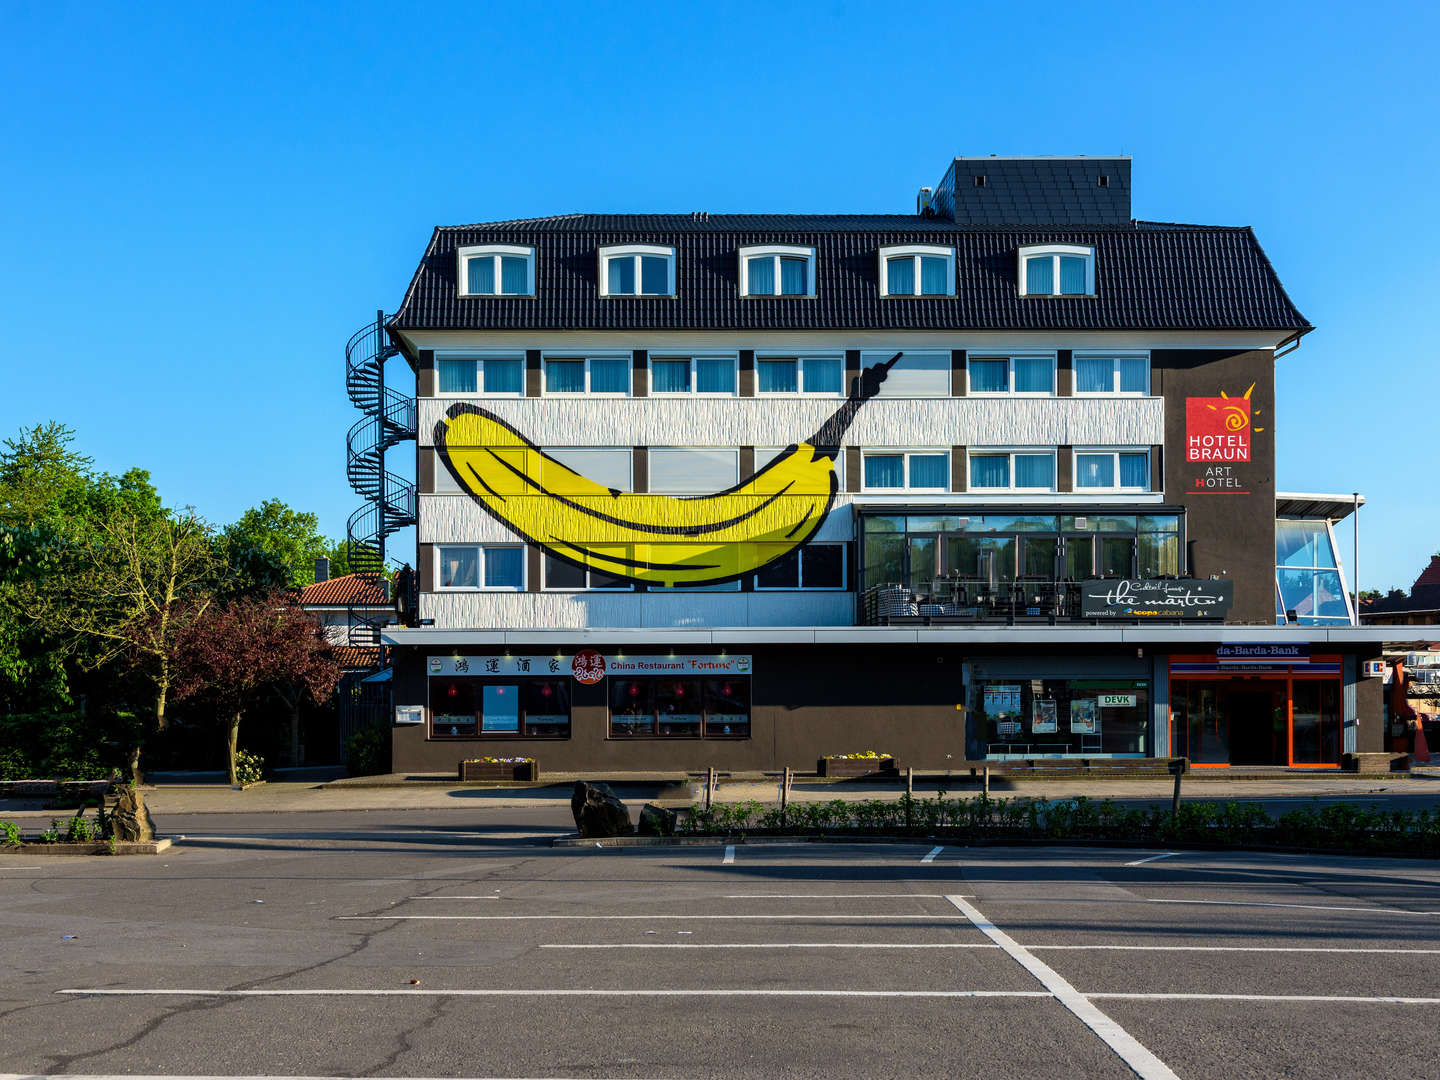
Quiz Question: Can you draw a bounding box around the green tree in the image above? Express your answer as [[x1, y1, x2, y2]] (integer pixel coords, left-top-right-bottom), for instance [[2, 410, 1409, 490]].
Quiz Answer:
[[221, 499, 328, 590]]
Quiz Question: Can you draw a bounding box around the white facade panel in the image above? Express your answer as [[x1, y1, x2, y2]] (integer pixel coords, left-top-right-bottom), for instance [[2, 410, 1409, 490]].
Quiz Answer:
[[419, 498, 855, 545], [418, 590, 854, 629], [419, 396, 1163, 450]]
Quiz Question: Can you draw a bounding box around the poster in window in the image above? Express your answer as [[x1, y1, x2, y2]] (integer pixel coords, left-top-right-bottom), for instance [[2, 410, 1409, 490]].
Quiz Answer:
[[481, 684, 520, 733], [996, 719, 1023, 737], [1032, 699, 1058, 734], [1069, 698, 1098, 735], [983, 683, 1023, 719]]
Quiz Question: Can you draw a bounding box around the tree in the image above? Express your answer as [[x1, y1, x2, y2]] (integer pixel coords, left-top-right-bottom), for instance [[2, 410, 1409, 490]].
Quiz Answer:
[[173, 590, 341, 784], [221, 499, 328, 591], [324, 538, 388, 580]]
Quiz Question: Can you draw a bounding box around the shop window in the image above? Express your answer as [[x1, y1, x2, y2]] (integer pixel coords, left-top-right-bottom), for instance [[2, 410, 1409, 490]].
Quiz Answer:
[[976, 678, 1149, 756], [429, 677, 571, 738], [609, 676, 751, 739]]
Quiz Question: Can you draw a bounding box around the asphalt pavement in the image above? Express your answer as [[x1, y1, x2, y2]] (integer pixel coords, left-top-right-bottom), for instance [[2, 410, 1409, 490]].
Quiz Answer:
[[2, 811, 1439, 1079]]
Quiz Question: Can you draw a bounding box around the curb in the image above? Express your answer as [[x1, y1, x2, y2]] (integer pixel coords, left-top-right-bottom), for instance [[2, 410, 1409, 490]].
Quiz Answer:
[[4, 838, 173, 856]]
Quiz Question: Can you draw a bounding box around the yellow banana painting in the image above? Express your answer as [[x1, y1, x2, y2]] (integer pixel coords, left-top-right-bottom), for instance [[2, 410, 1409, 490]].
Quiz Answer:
[[435, 353, 901, 587]]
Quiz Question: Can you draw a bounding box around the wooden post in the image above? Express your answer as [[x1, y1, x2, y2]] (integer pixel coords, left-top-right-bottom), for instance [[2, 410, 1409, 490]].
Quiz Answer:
[[780, 766, 791, 827], [1171, 762, 1183, 821], [706, 766, 716, 811], [905, 766, 914, 828], [982, 764, 990, 797]]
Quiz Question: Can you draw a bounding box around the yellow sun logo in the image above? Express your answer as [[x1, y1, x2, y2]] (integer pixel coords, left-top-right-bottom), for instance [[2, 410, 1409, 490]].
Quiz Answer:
[[1205, 381, 1265, 433]]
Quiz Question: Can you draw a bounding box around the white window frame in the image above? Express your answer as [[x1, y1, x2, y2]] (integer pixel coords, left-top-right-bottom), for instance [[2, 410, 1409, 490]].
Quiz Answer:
[[738, 245, 817, 297], [456, 244, 535, 297], [877, 245, 956, 297], [966, 353, 1057, 397], [966, 449, 1058, 493], [541, 354, 632, 397], [1071, 352, 1151, 396], [1072, 448, 1152, 493], [860, 449, 951, 493], [647, 447, 741, 494], [598, 245, 675, 297], [753, 355, 845, 397], [434, 544, 526, 592], [1016, 244, 1095, 297], [540, 552, 634, 593], [648, 354, 739, 397], [540, 447, 635, 494], [433, 352, 526, 398], [753, 543, 849, 592]]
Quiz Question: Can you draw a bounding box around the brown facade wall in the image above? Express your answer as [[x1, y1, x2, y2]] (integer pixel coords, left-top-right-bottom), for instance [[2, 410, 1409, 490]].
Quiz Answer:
[[1157, 348, 1276, 624]]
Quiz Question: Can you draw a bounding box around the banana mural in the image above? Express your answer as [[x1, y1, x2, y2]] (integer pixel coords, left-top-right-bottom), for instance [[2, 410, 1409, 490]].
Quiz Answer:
[[435, 353, 901, 587]]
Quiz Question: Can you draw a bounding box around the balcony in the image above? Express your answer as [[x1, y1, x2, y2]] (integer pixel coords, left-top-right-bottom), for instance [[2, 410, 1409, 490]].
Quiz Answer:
[[863, 578, 1087, 625]]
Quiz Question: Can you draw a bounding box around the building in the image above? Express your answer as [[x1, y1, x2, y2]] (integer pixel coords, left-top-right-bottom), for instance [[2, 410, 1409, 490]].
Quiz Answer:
[[1362, 555, 1440, 627], [367, 155, 1400, 773]]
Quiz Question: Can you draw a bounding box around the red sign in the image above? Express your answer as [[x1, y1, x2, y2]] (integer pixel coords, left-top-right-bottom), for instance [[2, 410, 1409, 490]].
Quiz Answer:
[[572, 649, 606, 684], [1185, 396, 1251, 463]]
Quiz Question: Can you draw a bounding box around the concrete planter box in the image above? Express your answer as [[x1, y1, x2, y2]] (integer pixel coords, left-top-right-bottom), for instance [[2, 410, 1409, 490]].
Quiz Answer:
[[818, 756, 898, 778], [459, 760, 538, 782], [6, 838, 171, 856]]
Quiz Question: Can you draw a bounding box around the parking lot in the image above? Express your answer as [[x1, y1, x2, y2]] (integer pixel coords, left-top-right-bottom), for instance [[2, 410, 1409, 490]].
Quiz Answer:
[[2, 818, 1439, 1079]]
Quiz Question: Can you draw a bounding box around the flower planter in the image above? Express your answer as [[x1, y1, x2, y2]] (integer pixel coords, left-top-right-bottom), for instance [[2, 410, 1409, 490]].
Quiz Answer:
[[817, 756, 898, 778], [459, 760, 538, 782]]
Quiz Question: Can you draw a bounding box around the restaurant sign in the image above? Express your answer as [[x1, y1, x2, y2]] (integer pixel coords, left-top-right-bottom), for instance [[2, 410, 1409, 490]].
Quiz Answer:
[[428, 654, 752, 679], [1080, 579, 1234, 619], [430, 655, 573, 677]]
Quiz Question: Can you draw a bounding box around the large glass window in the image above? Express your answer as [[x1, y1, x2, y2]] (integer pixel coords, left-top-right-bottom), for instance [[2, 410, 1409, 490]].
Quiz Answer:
[[755, 544, 846, 590], [430, 678, 570, 738], [609, 677, 751, 739], [1275, 518, 1352, 625], [976, 678, 1149, 756]]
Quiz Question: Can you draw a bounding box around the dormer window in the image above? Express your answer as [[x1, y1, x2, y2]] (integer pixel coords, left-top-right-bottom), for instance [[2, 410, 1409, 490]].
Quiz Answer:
[[457, 245, 534, 297], [739, 246, 816, 297], [878, 245, 955, 297], [599, 245, 675, 297], [1017, 244, 1094, 297]]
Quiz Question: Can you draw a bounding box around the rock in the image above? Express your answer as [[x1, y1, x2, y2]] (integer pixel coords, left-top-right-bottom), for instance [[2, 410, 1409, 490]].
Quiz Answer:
[[638, 803, 677, 837], [108, 786, 155, 842], [571, 781, 633, 838]]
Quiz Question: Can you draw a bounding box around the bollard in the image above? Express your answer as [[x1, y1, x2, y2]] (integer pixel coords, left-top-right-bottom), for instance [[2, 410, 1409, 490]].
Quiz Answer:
[[706, 766, 716, 811], [905, 766, 914, 828], [1169, 758, 1186, 820], [982, 764, 990, 797], [780, 766, 791, 827]]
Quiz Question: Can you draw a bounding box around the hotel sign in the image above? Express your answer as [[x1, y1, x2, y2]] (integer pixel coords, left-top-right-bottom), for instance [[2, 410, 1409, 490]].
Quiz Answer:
[[1185, 383, 1260, 495], [1080, 579, 1234, 619]]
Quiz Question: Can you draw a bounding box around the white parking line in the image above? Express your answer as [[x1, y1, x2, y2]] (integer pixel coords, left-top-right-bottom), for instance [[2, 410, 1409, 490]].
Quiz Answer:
[[58, 988, 1051, 999], [337, 914, 966, 921], [921, 845, 944, 863], [542, 943, 1000, 949], [724, 893, 964, 899], [1125, 852, 1180, 866], [723, 845, 735, 864], [947, 895, 1180, 1080], [408, 896, 500, 900], [1087, 992, 1440, 1005], [1146, 897, 1440, 917], [0, 1075, 669, 1080], [1029, 944, 1440, 955]]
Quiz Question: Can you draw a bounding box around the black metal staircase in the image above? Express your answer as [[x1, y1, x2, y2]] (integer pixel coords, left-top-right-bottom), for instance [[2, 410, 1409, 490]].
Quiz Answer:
[[345, 311, 416, 649]]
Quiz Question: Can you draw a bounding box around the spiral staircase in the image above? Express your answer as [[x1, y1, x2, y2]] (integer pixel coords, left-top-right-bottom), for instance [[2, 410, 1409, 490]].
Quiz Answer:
[[344, 311, 416, 650]]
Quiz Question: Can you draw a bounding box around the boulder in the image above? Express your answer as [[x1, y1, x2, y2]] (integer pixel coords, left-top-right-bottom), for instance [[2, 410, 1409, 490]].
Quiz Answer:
[[571, 781, 634, 838], [107, 786, 155, 843], [638, 802, 677, 837]]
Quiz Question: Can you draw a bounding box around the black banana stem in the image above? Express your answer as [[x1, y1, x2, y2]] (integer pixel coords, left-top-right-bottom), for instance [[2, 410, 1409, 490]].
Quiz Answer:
[[806, 351, 902, 454]]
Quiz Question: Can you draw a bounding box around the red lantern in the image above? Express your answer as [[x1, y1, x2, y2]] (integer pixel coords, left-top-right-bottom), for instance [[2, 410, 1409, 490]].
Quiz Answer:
[[675, 683, 685, 697], [541, 684, 553, 697], [628, 684, 639, 697], [447, 683, 458, 698]]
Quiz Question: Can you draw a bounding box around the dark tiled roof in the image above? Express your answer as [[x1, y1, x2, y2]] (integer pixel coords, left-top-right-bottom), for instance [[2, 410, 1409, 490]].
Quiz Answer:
[[300, 574, 389, 607], [391, 216, 1311, 335], [934, 157, 1132, 225]]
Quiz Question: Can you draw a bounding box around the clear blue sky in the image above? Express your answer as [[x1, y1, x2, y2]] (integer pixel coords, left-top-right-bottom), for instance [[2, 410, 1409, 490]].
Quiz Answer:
[[4, 0, 1436, 593]]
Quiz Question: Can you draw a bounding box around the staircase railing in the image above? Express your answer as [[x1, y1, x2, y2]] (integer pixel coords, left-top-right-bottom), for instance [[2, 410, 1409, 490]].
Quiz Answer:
[[344, 311, 416, 651]]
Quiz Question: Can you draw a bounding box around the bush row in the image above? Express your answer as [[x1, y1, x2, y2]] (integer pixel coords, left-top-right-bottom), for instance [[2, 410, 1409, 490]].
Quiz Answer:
[[678, 794, 1440, 855]]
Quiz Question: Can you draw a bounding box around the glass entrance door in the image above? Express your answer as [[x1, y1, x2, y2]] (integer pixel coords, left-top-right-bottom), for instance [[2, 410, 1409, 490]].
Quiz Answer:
[[1291, 680, 1341, 765]]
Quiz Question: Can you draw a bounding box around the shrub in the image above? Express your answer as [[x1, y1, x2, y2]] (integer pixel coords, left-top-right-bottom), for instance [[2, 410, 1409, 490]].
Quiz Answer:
[[39, 820, 63, 843], [233, 750, 264, 786], [0, 820, 21, 847], [65, 813, 99, 843], [345, 727, 390, 777]]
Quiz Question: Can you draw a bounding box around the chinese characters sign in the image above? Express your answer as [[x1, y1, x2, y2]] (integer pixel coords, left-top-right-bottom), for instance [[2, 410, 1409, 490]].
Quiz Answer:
[[429, 655, 571, 677], [426, 654, 752, 680]]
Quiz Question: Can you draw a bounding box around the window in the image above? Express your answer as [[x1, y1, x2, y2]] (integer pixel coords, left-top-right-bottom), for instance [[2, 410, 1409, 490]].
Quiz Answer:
[[649, 355, 737, 396], [543, 355, 630, 395], [598, 245, 675, 297], [755, 355, 844, 395], [968, 450, 1056, 492], [429, 677, 571, 739], [967, 355, 1056, 395], [542, 552, 632, 591], [865, 349, 950, 397], [755, 544, 846, 590], [435, 355, 524, 396], [862, 450, 950, 492], [1275, 518, 1353, 625], [1074, 450, 1150, 492], [435, 446, 632, 496], [739, 246, 816, 297], [647, 448, 739, 494], [1073, 354, 1149, 395], [1017, 245, 1094, 297], [878, 245, 955, 296], [436, 545, 525, 590], [456, 245, 534, 297], [609, 676, 750, 739]]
